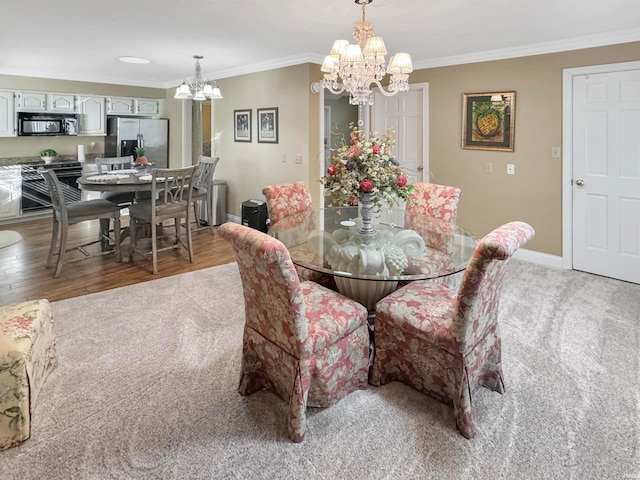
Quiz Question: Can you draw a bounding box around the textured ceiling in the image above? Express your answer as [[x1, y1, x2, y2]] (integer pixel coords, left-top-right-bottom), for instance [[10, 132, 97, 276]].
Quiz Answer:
[[1, 0, 639, 88]]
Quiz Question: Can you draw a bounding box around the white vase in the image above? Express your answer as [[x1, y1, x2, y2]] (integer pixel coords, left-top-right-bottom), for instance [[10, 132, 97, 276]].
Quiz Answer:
[[357, 193, 377, 236]]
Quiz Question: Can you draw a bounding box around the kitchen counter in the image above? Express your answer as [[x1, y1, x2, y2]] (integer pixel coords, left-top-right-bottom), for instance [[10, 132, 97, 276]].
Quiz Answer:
[[0, 156, 99, 167]]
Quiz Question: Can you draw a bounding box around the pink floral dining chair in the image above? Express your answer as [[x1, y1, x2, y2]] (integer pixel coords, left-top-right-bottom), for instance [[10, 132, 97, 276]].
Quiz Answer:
[[217, 222, 370, 442], [402, 182, 463, 282], [262, 181, 336, 290], [370, 221, 535, 439], [405, 182, 462, 226]]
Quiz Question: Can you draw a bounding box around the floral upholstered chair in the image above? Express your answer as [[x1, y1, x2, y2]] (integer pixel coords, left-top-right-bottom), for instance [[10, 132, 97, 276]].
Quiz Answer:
[[402, 182, 463, 280], [405, 182, 462, 251], [218, 222, 370, 442], [262, 181, 336, 290], [370, 221, 535, 439]]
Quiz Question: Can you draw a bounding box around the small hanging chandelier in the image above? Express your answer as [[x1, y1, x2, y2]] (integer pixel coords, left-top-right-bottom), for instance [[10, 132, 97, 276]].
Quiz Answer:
[[174, 55, 223, 101], [321, 0, 413, 106]]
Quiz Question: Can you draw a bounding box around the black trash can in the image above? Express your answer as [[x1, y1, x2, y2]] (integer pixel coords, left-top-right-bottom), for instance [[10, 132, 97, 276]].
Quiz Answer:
[[241, 199, 268, 233]]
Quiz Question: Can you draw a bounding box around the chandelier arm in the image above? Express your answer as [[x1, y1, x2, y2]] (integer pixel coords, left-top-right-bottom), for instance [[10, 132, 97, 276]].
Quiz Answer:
[[370, 80, 401, 97], [322, 82, 347, 95]]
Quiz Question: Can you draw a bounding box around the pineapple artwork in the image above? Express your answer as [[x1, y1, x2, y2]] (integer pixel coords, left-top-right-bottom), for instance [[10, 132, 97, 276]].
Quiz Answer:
[[462, 92, 516, 152], [473, 101, 502, 138]]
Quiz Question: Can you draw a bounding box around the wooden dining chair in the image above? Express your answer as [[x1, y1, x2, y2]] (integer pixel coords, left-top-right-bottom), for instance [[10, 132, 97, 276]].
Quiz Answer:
[[191, 155, 220, 234], [94, 155, 136, 207], [128, 166, 196, 274], [39, 168, 122, 278]]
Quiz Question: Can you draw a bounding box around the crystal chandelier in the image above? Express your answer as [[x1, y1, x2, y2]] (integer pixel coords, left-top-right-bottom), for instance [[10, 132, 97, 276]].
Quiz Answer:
[[321, 0, 413, 106], [174, 55, 223, 101]]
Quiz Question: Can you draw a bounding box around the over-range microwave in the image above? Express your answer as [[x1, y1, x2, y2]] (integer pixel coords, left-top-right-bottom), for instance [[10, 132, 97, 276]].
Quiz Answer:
[[18, 112, 78, 136]]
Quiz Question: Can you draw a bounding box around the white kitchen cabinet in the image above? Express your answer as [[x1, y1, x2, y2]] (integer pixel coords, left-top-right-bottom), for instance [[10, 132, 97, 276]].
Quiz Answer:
[[16, 91, 47, 111], [106, 97, 135, 115], [48, 93, 77, 113], [107, 97, 160, 116], [77, 96, 106, 135], [134, 98, 160, 116], [0, 90, 16, 137], [0, 167, 21, 219]]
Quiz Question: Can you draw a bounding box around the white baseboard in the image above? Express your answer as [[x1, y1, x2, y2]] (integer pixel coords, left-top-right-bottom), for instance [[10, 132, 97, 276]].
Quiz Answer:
[[513, 248, 563, 269], [226, 214, 241, 224]]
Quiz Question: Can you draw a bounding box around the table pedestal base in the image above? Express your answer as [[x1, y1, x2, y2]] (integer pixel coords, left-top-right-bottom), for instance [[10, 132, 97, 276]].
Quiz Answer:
[[333, 276, 398, 367], [333, 277, 398, 312]]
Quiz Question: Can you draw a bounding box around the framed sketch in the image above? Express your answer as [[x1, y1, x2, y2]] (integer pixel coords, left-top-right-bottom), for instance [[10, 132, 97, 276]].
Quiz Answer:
[[257, 107, 278, 143], [234, 109, 252, 142], [462, 92, 516, 151]]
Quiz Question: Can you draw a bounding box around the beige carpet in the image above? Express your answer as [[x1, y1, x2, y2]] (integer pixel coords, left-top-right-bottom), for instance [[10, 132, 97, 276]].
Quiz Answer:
[[0, 230, 22, 249], [2, 260, 639, 479]]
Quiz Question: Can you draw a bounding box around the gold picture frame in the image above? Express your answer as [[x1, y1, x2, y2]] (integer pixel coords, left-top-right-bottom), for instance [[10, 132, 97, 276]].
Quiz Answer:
[[462, 91, 516, 151]]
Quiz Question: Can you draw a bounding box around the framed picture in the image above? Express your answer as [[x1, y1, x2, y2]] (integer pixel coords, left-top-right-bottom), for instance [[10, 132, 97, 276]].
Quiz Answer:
[[234, 109, 252, 142], [462, 91, 516, 151], [257, 107, 278, 144]]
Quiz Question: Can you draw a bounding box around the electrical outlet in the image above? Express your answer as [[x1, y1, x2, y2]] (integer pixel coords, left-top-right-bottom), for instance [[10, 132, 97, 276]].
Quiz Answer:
[[485, 162, 493, 174], [281, 153, 287, 162], [507, 164, 515, 175], [295, 154, 302, 164], [552, 147, 561, 158]]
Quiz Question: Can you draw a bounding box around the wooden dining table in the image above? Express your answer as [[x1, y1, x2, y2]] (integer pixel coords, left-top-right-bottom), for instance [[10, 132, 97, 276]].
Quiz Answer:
[[76, 168, 165, 196], [76, 168, 168, 260]]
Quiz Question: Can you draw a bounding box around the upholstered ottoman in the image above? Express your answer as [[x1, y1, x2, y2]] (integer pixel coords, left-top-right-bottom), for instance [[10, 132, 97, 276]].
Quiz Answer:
[[0, 299, 57, 450]]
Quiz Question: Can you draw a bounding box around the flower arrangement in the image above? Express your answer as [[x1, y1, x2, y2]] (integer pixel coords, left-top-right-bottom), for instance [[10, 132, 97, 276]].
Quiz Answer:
[[321, 125, 414, 208]]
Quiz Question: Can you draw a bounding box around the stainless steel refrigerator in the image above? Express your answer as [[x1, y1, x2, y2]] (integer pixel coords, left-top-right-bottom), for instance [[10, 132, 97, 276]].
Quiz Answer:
[[105, 117, 169, 168]]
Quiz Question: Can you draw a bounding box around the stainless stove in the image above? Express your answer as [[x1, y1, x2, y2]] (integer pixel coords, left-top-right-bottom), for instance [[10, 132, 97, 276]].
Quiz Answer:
[[21, 161, 83, 213]]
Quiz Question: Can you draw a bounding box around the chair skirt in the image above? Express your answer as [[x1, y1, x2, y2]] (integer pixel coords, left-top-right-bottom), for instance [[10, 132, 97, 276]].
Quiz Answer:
[[239, 322, 370, 443], [0, 300, 58, 450], [370, 310, 504, 439]]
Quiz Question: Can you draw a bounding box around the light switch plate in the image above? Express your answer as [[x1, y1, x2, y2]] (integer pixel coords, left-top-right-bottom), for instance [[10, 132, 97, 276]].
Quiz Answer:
[[295, 154, 302, 164], [552, 147, 561, 158], [507, 164, 515, 175]]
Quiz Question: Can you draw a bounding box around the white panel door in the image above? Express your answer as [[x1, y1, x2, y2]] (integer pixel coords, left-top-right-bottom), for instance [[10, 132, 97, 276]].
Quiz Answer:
[[372, 86, 426, 184], [572, 69, 640, 284]]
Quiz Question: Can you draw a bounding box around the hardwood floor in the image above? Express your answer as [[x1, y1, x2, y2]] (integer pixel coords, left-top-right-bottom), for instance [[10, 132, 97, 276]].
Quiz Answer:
[[0, 216, 237, 305]]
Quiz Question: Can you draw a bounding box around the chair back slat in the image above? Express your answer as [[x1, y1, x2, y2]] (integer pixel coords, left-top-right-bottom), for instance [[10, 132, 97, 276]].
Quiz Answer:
[[194, 155, 220, 191], [38, 168, 68, 222], [95, 156, 134, 173], [151, 166, 196, 220]]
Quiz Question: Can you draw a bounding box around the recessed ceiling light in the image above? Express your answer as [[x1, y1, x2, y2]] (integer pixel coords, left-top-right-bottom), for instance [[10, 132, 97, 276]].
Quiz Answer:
[[118, 56, 151, 64]]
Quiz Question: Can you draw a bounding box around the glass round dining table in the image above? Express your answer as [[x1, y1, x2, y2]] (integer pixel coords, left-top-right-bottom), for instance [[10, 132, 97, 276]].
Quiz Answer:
[[76, 168, 167, 261], [278, 207, 478, 312]]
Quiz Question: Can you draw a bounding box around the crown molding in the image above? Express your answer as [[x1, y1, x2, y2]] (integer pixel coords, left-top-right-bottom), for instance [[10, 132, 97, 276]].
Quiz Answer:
[[163, 52, 326, 88], [413, 28, 640, 69], [0, 67, 166, 89]]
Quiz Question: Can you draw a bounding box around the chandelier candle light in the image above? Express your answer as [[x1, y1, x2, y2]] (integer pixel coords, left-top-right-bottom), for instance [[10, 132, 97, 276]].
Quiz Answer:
[[321, 0, 413, 106], [174, 55, 223, 101]]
